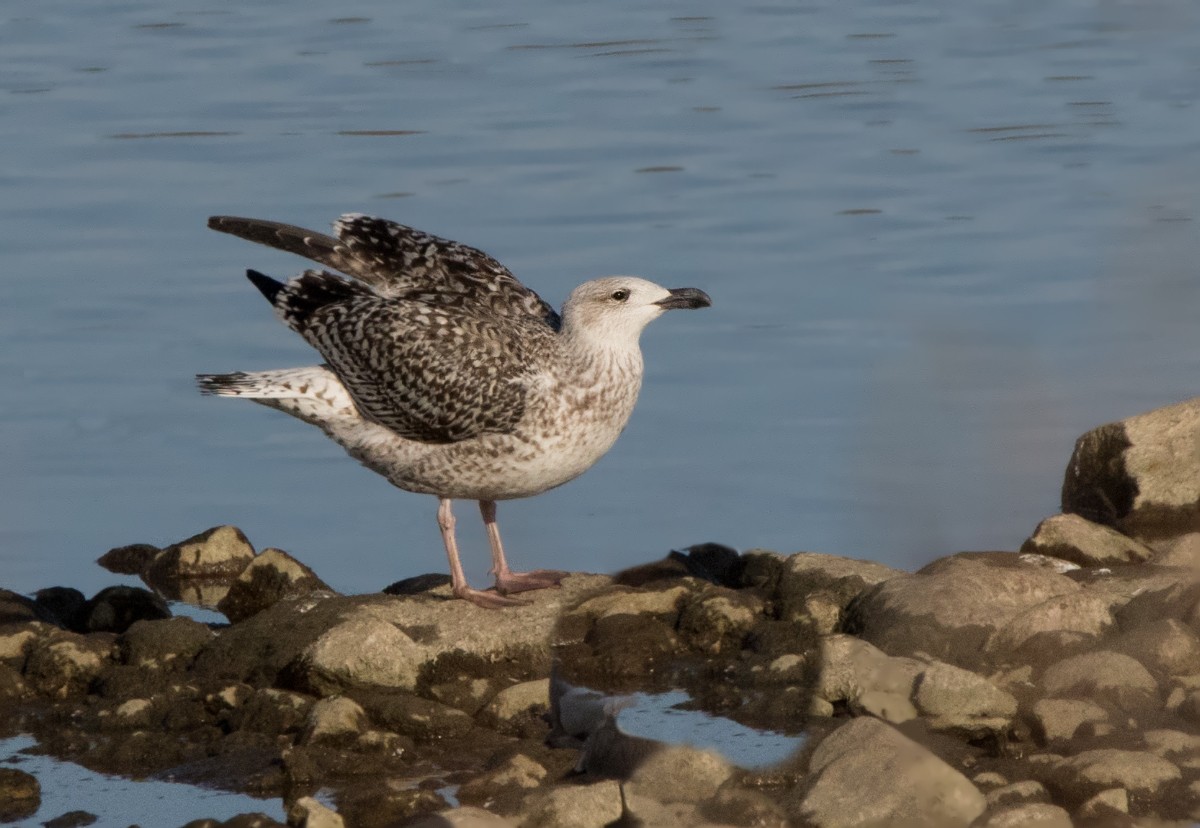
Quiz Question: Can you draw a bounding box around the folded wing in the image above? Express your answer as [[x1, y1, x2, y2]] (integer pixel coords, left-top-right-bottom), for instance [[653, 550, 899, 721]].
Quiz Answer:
[[247, 268, 547, 444]]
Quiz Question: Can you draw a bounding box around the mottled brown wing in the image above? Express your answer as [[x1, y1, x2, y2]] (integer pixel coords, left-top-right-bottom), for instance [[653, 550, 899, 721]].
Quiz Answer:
[[208, 214, 561, 329], [287, 280, 551, 443]]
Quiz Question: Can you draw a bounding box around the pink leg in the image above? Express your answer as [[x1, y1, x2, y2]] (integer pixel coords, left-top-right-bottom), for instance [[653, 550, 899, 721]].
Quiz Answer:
[[437, 498, 523, 609], [480, 500, 570, 595]]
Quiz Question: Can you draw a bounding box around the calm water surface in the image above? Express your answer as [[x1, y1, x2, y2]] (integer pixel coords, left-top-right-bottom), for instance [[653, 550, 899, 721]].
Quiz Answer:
[[3, 0, 1199, 620], [3, 0, 1199, 822]]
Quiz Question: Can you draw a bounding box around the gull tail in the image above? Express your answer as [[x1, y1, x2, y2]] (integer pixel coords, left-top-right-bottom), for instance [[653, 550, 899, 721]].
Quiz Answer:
[[197, 365, 360, 430]]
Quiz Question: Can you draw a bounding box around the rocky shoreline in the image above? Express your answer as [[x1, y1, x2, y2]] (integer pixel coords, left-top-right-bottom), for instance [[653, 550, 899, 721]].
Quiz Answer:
[[3, 397, 1200, 827]]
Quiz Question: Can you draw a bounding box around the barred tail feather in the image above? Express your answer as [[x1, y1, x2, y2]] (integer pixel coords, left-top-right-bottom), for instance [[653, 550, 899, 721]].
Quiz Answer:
[[196, 366, 360, 429]]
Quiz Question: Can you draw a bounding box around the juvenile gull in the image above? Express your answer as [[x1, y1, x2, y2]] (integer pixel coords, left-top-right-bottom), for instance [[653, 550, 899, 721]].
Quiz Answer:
[[197, 213, 711, 608]]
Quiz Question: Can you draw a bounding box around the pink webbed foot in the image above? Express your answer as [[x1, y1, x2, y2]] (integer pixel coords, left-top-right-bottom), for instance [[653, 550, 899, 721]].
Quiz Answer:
[[493, 568, 571, 596], [452, 583, 530, 609]]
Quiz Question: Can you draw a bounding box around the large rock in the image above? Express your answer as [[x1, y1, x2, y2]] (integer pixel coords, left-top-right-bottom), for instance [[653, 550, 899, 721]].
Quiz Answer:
[[217, 547, 334, 623], [194, 575, 610, 691], [1109, 618, 1200, 677], [986, 591, 1116, 667], [911, 661, 1017, 737], [1062, 397, 1200, 542], [815, 635, 922, 723], [1020, 513, 1154, 568], [844, 554, 1080, 669], [746, 551, 902, 629], [1039, 650, 1158, 711], [790, 717, 986, 827], [146, 525, 255, 582]]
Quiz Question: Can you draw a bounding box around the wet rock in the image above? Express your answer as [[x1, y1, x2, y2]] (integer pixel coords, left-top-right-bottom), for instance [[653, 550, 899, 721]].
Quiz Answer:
[[626, 744, 734, 804], [1031, 698, 1109, 744], [457, 753, 548, 807], [751, 550, 901, 628], [790, 717, 985, 827], [350, 690, 473, 741], [1109, 618, 1200, 677], [119, 616, 212, 670], [911, 660, 1017, 737], [145, 525, 255, 593], [42, 810, 98, 828], [218, 547, 334, 623], [1020, 513, 1155, 568], [479, 679, 549, 736], [0, 625, 42, 670], [975, 803, 1072, 828], [677, 590, 761, 655], [521, 780, 623, 828], [231, 688, 313, 735], [1061, 396, 1200, 542], [182, 815, 287, 828], [1039, 651, 1157, 711], [300, 696, 367, 746], [294, 614, 424, 695], [96, 542, 160, 575], [0, 767, 40, 822], [33, 587, 87, 629], [0, 662, 29, 702], [23, 631, 112, 698], [286, 795, 344, 828], [195, 576, 609, 690], [79, 585, 170, 633], [1052, 749, 1180, 800], [844, 553, 1079, 669], [578, 612, 684, 677], [701, 786, 789, 828]]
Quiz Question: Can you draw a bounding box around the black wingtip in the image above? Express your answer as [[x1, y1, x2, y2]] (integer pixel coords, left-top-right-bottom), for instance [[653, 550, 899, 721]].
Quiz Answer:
[[246, 269, 284, 304], [196, 371, 248, 395]]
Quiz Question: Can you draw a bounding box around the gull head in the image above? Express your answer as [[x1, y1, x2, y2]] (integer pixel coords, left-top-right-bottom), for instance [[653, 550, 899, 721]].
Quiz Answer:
[[562, 276, 711, 347]]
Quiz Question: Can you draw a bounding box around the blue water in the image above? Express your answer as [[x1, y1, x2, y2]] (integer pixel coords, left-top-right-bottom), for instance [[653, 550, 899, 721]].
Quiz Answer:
[[3, 2, 1199, 597], [3, 3, 1200, 822], [0, 736, 285, 827]]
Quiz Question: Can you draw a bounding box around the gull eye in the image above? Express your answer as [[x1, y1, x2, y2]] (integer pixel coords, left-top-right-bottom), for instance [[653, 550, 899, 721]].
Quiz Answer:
[[610, 289, 630, 302]]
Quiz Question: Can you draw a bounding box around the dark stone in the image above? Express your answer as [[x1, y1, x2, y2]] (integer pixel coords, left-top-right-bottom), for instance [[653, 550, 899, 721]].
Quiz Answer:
[[584, 614, 685, 677], [0, 767, 40, 823], [0, 589, 46, 627], [383, 573, 452, 595], [81, 586, 170, 633], [119, 616, 212, 671], [668, 543, 746, 588], [34, 588, 87, 630], [217, 548, 334, 623], [96, 543, 160, 575], [42, 809, 98, 827], [1061, 422, 1137, 527]]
